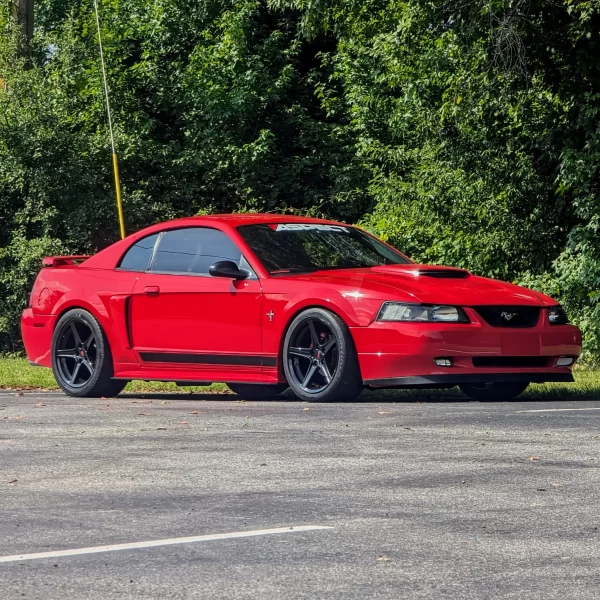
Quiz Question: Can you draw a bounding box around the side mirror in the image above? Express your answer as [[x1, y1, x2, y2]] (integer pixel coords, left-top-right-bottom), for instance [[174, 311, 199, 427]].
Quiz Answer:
[[209, 260, 249, 280]]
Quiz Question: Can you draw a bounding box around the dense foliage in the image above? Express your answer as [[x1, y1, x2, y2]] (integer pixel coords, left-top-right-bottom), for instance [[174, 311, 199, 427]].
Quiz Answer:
[[0, 0, 599, 359]]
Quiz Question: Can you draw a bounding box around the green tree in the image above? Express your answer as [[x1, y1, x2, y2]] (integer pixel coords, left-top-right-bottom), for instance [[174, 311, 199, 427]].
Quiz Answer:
[[1, 0, 600, 360], [0, 0, 368, 349], [275, 0, 600, 360]]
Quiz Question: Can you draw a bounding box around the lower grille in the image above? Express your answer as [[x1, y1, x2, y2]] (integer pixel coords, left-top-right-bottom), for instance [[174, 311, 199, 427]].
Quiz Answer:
[[473, 356, 549, 368], [474, 306, 540, 328]]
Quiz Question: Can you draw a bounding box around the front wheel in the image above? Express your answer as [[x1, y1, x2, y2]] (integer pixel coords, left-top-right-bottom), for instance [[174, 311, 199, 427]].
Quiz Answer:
[[51, 309, 127, 398], [459, 382, 529, 401], [283, 308, 363, 402]]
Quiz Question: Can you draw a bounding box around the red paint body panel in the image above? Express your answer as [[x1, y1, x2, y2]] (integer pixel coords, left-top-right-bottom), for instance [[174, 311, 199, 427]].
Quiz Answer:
[[129, 273, 263, 360], [351, 314, 581, 382], [21, 309, 55, 366], [21, 214, 582, 387]]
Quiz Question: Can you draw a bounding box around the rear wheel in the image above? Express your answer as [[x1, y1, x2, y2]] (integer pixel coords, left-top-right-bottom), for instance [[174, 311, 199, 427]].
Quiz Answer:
[[283, 308, 363, 402], [459, 382, 529, 401], [227, 383, 288, 399], [51, 309, 127, 398]]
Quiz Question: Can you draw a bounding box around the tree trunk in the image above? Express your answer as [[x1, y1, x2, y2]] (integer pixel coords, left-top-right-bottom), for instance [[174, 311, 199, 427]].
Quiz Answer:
[[15, 0, 34, 63]]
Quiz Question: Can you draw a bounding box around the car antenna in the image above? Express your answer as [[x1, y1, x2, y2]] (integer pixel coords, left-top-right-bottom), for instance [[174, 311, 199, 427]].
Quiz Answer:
[[92, 0, 126, 240]]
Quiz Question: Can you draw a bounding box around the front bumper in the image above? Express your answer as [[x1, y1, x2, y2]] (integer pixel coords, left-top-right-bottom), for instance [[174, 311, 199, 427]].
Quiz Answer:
[[351, 308, 582, 387]]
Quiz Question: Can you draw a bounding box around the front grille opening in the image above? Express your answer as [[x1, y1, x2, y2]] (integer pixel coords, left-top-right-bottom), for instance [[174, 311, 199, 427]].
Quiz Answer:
[[475, 306, 540, 328], [419, 269, 469, 279], [473, 356, 549, 368]]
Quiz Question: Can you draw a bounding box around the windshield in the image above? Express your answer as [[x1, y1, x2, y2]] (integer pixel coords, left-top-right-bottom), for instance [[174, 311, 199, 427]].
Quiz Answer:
[[237, 223, 411, 274]]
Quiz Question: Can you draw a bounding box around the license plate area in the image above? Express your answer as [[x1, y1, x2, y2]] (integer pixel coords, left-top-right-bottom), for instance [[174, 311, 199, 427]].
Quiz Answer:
[[501, 332, 541, 356]]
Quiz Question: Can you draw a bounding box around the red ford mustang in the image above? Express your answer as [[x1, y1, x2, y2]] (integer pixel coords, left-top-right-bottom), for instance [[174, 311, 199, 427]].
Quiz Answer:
[[21, 214, 581, 401]]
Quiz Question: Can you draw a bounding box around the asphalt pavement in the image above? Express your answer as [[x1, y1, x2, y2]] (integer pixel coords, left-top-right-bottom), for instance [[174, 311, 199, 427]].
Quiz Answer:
[[2, 390, 600, 599]]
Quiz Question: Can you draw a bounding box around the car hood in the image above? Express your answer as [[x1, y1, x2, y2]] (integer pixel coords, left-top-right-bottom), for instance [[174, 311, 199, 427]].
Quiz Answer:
[[280, 264, 555, 306]]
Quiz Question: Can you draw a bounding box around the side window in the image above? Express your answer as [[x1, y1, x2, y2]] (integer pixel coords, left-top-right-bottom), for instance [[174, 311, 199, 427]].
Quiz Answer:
[[150, 228, 243, 275], [119, 233, 159, 272]]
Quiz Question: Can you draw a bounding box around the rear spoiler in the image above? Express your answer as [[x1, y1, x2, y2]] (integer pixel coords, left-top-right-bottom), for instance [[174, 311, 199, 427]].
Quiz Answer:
[[42, 255, 91, 268]]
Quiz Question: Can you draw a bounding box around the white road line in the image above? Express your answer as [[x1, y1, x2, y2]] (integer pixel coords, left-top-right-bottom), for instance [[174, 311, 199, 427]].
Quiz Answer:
[[0, 525, 333, 564], [517, 408, 600, 413]]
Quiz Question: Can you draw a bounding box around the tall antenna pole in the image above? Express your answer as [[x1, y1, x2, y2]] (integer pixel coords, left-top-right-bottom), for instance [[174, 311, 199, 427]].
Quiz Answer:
[[93, 0, 126, 239]]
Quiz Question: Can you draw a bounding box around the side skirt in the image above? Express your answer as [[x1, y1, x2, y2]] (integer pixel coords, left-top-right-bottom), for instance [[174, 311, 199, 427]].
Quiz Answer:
[[114, 352, 284, 385], [113, 366, 282, 385]]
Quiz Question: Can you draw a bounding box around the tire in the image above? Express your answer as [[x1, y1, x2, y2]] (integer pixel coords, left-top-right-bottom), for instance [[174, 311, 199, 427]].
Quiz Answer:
[[459, 382, 529, 401], [283, 308, 363, 402], [51, 308, 127, 398], [227, 383, 288, 399]]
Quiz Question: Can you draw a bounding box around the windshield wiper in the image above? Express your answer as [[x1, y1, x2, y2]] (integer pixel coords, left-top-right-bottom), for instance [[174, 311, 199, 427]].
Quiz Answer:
[[270, 265, 369, 275]]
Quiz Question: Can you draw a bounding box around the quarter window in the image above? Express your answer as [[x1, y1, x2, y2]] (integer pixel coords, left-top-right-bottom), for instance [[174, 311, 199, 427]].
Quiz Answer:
[[150, 228, 243, 275], [119, 234, 159, 272]]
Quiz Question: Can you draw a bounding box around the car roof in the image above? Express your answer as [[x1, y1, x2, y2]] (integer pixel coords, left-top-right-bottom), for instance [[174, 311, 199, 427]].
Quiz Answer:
[[82, 213, 350, 269], [164, 214, 344, 227]]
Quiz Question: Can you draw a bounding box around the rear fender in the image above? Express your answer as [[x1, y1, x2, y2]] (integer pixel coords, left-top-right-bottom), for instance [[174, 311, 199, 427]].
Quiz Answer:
[[42, 268, 138, 365]]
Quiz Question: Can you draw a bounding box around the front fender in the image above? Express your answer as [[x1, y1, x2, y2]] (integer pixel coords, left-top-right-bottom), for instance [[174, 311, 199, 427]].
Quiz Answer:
[[261, 286, 381, 357]]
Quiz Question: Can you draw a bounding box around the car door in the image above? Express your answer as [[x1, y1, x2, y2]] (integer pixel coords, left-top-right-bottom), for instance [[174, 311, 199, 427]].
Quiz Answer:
[[129, 227, 264, 370]]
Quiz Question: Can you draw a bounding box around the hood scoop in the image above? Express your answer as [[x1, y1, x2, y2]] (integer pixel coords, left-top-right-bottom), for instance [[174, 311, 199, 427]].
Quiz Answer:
[[371, 265, 470, 279], [418, 269, 469, 279]]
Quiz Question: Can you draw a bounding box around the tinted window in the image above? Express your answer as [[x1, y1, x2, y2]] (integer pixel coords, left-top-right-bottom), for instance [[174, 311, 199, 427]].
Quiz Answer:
[[237, 223, 411, 274], [150, 228, 242, 275], [119, 234, 159, 272]]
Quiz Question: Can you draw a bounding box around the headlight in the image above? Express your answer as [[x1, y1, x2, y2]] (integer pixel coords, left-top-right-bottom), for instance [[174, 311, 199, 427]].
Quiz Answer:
[[547, 305, 569, 325], [377, 302, 470, 323]]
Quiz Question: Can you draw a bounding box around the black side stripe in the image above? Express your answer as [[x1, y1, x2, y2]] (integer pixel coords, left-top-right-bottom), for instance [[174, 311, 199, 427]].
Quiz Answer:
[[140, 352, 277, 367]]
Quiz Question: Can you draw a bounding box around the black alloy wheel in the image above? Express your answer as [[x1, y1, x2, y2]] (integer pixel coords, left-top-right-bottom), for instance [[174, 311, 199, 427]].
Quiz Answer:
[[459, 381, 529, 401], [51, 309, 127, 398], [283, 308, 363, 402], [54, 318, 97, 388], [288, 319, 338, 394]]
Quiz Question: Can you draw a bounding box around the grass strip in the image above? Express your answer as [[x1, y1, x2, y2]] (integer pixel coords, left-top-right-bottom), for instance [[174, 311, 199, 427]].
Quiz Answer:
[[1, 357, 598, 400]]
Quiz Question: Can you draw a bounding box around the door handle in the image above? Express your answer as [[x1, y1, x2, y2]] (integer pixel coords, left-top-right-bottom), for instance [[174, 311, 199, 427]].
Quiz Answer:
[[143, 286, 160, 296]]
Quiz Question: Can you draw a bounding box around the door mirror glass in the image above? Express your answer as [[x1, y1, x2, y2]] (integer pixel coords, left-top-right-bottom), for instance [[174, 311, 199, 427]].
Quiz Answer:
[[209, 260, 249, 280]]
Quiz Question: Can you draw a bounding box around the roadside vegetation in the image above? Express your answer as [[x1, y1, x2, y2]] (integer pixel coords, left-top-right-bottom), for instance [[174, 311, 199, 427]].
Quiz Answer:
[[0, 356, 229, 394], [0, 1, 599, 362], [1, 357, 598, 400]]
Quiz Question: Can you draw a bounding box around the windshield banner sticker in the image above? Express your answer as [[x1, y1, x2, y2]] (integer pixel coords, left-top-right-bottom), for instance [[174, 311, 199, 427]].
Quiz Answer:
[[273, 224, 349, 233]]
